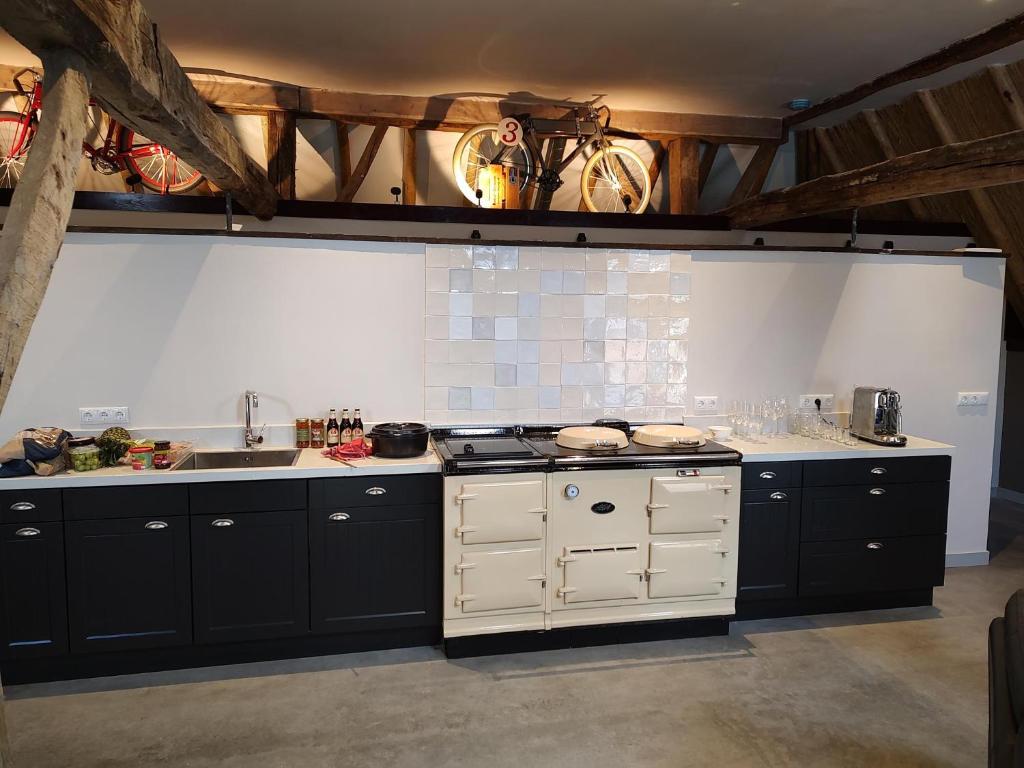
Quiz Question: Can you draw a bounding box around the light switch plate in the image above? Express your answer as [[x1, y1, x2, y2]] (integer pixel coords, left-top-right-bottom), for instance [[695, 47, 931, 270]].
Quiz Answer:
[[694, 395, 719, 413], [957, 392, 989, 407], [80, 406, 130, 426], [799, 394, 835, 410]]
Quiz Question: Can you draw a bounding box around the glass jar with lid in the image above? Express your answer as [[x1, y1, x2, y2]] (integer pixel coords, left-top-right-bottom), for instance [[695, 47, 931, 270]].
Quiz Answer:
[[68, 437, 101, 472]]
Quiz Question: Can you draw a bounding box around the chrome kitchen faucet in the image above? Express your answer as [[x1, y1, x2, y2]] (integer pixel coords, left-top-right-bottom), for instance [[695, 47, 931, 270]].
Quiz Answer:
[[244, 390, 264, 449]]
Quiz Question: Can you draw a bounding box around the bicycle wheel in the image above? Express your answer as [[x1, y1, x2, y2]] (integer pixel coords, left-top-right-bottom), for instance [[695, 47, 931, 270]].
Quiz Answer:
[[580, 144, 652, 214], [0, 112, 34, 188], [118, 128, 204, 194], [453, 124, 534, 205]]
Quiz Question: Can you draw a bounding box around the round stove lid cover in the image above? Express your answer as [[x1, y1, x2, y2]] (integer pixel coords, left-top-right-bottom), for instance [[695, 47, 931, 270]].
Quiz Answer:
[[555, 425, 629, 450], [633, 424, 706, 447]]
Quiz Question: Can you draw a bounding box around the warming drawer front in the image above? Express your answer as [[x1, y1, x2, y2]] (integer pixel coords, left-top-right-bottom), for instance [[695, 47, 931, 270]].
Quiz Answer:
[[558, 545, 644, 604], [456, 547, 545, 613], [456, 480, 545, 545], [647, 540, 729, 599], [648, 476, 732, 534]]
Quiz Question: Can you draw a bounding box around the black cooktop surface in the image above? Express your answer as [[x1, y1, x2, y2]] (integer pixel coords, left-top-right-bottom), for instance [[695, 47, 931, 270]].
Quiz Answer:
[[444, 438, 536, 458]]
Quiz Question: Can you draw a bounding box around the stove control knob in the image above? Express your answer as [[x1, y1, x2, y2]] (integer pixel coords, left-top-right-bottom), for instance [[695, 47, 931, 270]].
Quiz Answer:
[[564, 484, 580, 499]]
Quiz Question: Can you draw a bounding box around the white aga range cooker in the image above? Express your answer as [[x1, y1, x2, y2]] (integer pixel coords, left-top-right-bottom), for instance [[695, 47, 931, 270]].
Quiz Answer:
[[432, 421, 742, 653]]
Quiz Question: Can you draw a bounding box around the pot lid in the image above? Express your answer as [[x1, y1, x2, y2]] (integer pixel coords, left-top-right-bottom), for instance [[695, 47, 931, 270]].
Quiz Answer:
[[555, 425, 629, 450], [370, 422, 429, 437], [633, 424, 706, 448]]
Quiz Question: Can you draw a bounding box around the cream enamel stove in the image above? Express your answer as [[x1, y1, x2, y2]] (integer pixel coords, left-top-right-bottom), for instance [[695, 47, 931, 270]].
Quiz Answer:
[[432, 423, 742, 652]]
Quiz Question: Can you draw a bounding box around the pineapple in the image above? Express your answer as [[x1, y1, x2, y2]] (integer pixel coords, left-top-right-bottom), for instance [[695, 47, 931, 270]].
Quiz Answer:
[[97, 427, 132, 466]]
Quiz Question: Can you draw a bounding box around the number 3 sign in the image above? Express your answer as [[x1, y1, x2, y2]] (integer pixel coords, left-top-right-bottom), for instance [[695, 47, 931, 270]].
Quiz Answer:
[[498, 118, 522, 146]]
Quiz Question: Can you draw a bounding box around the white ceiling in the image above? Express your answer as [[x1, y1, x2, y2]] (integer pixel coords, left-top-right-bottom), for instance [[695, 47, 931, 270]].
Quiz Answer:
[[0, 0, 1020, 117]]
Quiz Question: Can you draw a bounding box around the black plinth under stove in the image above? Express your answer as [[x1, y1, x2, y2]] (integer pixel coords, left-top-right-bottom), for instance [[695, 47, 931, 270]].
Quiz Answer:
[[431, 423, 742, 475]]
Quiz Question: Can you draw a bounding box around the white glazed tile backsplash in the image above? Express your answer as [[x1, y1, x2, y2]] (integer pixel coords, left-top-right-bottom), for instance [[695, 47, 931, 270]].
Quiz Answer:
[[424, 245, 690, 424]]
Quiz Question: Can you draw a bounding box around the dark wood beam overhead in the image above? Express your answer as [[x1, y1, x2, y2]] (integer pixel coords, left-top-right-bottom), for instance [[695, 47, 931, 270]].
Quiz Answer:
[[668, 138, 700, 214], [264, 110, 296, 200], [336, 125, 388, 203], [402, 129, 417, 205], [698, 142, 719, 195], [0, 1, 277, 219], [862, 110, 928, 219], [725, 128, 1024, 229], [727, 143, 778, 207], [333, 122, 352, 203], [785, 11, 1024, 127]]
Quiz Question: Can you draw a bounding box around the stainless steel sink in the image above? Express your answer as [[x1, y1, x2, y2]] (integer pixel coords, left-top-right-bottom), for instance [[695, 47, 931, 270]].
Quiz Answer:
[[171, 449, 300, 471]]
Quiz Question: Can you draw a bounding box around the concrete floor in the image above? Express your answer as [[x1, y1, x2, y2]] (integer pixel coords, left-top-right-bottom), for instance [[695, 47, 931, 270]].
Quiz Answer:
[[7, 512, 1023, 768]]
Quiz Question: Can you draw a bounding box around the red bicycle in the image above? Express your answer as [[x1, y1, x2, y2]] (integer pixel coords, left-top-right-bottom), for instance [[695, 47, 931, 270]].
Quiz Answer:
[[0, 68, 205, 193]]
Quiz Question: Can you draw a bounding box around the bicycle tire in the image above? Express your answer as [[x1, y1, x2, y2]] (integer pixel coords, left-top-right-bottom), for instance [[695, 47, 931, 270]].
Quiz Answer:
[[453, 124, 535, 206], [580, 144, 652, 214], [0, 111, 34, 188], [117, 127, 205, 194]]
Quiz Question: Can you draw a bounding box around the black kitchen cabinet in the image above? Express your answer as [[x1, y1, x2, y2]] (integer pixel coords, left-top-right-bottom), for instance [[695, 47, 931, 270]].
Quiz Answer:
[[801, 482, 948, 542], [310, 504, 439, 635], [737, 488, 801, 602], [799, 535, 947, 596], [191, 508, 309, 644], [65, 516, 192, 653], [0, 522, 68, 659]]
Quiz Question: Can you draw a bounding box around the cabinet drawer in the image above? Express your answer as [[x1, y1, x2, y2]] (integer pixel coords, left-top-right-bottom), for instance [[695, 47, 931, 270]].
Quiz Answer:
[[309, 474, 440, 510], [0, 489, 61, 523], [741, 462, 800, 490], [64, 485, 188, 521], [801, 482, 948, 542], [190, 479, 305, 515], [799, 535, 946, 596], [802, 456, 951, 487]]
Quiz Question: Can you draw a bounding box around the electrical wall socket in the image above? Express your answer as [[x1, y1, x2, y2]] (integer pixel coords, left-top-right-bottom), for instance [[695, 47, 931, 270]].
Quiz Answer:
[[80, 406, 130, 426], [693, 395, 719, 413], [799, 394, 835, 410], [957, 391, 990, 407]]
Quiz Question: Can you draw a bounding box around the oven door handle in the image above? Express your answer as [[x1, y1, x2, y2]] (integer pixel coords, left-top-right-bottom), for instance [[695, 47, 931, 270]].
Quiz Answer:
[[711, 545, 731, 556], [454, 593, 476, 605], [528, 507, 548, 514], [710, 484, 733, 493], [455, 493, 478, 503], [712, 514, 730, 522], [645, 567, 667, 576], [646, 503, 668, 511], [556, 586, 577, 598], [455, 525, 479, 537], [557, 553, 577, 566], [454, 562, 476, 573]]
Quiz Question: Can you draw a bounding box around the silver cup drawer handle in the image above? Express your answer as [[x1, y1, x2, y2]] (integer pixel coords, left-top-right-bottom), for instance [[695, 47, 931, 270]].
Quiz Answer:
[[759, 471, 776, 480], [145, 521, 168, 530], [14, 527, 39, 537], [328, 512, 350, 522], [870, 467, 887, 475], [10, 502, 36, 512], [211, 518, 234, 527], [365, 487, 387, 496], [866, 542, 884, 550], [770, 492, 788, 500], [869, 488, 886, 496]]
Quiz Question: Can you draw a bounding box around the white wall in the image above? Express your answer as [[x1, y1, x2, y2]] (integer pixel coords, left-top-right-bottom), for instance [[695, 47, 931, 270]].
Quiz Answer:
[[0, 233, 1004, 560]]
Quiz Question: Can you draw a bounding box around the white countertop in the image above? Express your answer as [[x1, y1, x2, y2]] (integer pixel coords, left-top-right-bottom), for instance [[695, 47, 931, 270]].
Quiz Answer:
[[0, 447, 442, 489], [725, 434, 954, 462]]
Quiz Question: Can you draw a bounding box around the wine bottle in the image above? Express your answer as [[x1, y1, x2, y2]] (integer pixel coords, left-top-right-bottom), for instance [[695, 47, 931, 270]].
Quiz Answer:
[[326, 409, 340, 447], [352, 409, 364, 441], [340, 408, 353, 444]]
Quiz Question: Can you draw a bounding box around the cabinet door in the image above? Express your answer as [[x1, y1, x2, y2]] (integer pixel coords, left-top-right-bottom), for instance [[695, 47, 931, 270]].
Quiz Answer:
[[560, 545, 644, 604], [799, 534, 946, 596], [66, 516, 191, 653], [649, 476, 732, 534], [310, 504, 439, 634], [801, 483, 948, 542], [0, 523, 67, 659], [455, 479, 545, 544], [456, 547, 545, 613], [737, 489, 801, 602], [191, 509, 309, 644]]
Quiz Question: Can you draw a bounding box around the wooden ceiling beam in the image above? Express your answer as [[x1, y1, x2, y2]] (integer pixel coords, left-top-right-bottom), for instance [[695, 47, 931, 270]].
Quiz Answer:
[[785, 11, 1024, 127], [668, 138, 700, 214], [727, 143, 779, 207], [698, 142, 719, 195], [402, 128, 417, 205], [333, 122, 352, 203], [862, 110, 929, 219], [264, 110, 296, 200], [0, 2, 277, 219], [336, 125, 388, 203], [725, 127, 1024, 229]]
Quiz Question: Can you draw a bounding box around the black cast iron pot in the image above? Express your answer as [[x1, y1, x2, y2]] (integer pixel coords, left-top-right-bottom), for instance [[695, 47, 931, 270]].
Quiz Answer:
[[369, 422, 430, 459]]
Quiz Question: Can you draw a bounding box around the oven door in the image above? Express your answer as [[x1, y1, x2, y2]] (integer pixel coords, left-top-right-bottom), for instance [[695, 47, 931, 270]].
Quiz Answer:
[[648, 475, 732, 534], [557, 545, 644, 604], [646, 540, 729, 599], [455, 547, 545, 613], [455, 479, 546, 545]]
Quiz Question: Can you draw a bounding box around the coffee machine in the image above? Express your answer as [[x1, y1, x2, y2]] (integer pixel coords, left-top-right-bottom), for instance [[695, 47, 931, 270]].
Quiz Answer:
[[850, 386, 907, 446]]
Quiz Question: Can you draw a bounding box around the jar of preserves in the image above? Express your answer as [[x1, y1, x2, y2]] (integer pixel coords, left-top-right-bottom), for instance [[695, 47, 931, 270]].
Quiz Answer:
[[310, 418, 325, 449], [295, 418, 310, 449], [68, 437, 101, 472], [129, 445, 153, 470], [152, 440, 172, 469]]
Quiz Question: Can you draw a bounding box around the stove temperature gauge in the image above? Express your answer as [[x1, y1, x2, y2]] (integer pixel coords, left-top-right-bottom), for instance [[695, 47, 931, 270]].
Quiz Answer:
[[564, 484, 580, 499]]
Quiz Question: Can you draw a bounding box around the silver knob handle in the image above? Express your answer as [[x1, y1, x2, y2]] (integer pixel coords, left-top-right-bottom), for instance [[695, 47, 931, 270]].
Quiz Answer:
[[770, 492, 788, 500], [10, 501, 36, 512], [759, 471, 776, 479], [14, 527, 39, 537], [866, 542, 884, 550], [328, 512, 350, 522], [365, 487, 386, 496], [144, 521, 168, 530], [869, 488, 886, 496], [211, 518, 234, 527], [870, 467, 887, 475]]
